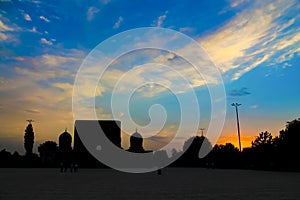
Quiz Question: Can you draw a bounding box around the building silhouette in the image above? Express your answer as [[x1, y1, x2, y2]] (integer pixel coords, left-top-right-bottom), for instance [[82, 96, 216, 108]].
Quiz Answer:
[[127, 129, 152, 153], [73, 120, 121, 167], [128, 129, 145, 153], [59, 129, 72, 152], [58, 129, 72, 171]]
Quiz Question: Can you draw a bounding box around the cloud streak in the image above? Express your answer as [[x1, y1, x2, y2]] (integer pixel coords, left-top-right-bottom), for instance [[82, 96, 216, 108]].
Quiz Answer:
[[0, 19, 14, 40], [200, 0, 300, 80], [24, 109, 40, 114], [40, 16, 50, 23], [24, 14, 32, 21], [0, 49, 86, 153], [87, 7, 100, 21], [113, 16, 123, 29], [229, 87, 251, 97], [153, 11, 168, 27], [40, 38, 53, 45]]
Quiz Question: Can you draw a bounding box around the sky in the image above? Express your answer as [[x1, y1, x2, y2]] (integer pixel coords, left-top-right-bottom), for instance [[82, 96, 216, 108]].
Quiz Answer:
[[0, 0, 299, 154]]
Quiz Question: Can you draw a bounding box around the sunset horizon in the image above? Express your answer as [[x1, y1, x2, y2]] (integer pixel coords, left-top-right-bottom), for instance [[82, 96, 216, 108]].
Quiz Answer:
[[1, 0, 299, 156], [1, 1, 300, 199]]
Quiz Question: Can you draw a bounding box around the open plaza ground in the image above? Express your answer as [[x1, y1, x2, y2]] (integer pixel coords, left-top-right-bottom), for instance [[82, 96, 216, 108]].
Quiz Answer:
[[0, 168, 299, 200]]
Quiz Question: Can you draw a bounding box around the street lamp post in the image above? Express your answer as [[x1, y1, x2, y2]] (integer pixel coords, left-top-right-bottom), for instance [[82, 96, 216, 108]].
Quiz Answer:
[[199, 128, 205, 137], [231, 103, 242, 152]]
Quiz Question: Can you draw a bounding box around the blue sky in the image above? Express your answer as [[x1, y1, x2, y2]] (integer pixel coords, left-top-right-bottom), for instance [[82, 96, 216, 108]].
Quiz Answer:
[[0, 0, 299, 154]]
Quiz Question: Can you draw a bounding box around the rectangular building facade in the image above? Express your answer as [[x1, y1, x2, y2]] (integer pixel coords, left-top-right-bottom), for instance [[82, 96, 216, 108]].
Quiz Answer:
[[73, 120, 121, 167]]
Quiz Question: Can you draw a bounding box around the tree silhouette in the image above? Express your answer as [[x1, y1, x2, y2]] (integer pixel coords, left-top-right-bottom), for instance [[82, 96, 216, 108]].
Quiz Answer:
[[273, 118, 300, 170], [183, 136, 207, 153], [182, 136, 206, 159], [24, 123, 34, 155], [171, 136, 211, 167], [279, 118, 300, 146], [153, 150, 169, 168], [208, 143, 241, 168], [0, 149, 12, 167], [171, 148, 179, 158], [251, 131, 273, 148], [250, 131, 274, 169], [38, 141, 59, 166]]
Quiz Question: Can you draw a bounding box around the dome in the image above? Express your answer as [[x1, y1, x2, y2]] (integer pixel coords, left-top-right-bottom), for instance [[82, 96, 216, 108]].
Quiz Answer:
[[128, 129, 144, 153], [59, 131, 72, 140], [130, 130, 143, 143], [59, 129, 72, 151], [131, 131, 142, 139]]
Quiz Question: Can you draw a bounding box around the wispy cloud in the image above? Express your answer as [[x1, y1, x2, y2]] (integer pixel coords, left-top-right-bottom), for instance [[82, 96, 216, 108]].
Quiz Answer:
[[250, 105, 258, 109], [153, 11, 168, 27], [29, 27, 37, 33], [101, 0, 111, 5], [39, 15, 50, 23], [0, 50, 85, 150], [14, 66, 67, 81], [12, 52, 83, 82], [40, 38, 53, 45], [95, 60, 209, 98], [0, 19, 14, 40], [41, 53, 80, 67], [113, 16, 123, 29], [229, 87, 251, 97], [24, 14, 32, 21], [0, 32, 8, 40], [179, 27, 195, 34], [229, 0, 249, 8], [24, 109, 40, 114], [200, 0, 300, 80], [87, 6, 100, 21], [76, 34, 221, 98], [0, 20, 13, 32], [52, 82, 73, 96], [0, 74, 74, 152]]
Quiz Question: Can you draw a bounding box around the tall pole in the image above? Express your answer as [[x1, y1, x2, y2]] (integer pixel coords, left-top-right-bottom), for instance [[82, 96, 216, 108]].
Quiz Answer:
[[199, 128, 205, 137], [231, 103, 242, 152]]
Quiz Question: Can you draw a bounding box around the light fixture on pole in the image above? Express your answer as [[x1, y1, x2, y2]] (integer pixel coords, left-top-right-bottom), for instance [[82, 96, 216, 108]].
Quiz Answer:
[[199, 128, 205, 137], [231, 103, 242, 152]]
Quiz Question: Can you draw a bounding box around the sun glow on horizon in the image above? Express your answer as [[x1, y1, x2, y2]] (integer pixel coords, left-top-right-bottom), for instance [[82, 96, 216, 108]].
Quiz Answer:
[[0, 0, 299, 155]]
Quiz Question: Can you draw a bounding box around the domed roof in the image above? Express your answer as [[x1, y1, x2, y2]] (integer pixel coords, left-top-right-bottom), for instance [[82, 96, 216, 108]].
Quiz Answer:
[[128, 129, 144, 153], [60, 130, 71, 138], [132, 131, 142, 139], [59, 129, 72, 151], [130, 129, 143, 142], [58, 129, 72, 143]]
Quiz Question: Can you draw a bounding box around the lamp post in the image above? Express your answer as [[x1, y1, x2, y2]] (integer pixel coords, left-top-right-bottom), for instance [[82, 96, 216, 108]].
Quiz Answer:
[[199, 128, 205, 137], [231, 103, 242, 152]]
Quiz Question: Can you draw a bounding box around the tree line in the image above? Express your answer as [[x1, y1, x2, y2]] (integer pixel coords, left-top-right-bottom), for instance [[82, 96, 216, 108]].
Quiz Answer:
[[170, 118, 300, 171], [0, 118, 299, 171]]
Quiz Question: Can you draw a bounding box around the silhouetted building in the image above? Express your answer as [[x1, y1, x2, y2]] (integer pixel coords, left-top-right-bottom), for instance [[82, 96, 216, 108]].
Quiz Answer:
[[127, 129, 153, 153], [73, 120, 121, 167], [128, 129, 145, 153], [58, 129, 72, 171], [59, 129, 72, 152]]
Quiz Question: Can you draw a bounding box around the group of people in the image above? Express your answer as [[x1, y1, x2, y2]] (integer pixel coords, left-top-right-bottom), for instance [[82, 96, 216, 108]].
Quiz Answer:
[[60, 162, 78, 173]]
